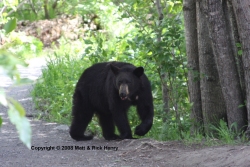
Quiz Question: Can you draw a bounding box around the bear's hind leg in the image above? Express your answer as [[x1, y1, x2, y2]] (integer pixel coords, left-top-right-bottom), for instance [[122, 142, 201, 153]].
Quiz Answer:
[[98, 113, 119, 140], [69, 90, 94, 141]]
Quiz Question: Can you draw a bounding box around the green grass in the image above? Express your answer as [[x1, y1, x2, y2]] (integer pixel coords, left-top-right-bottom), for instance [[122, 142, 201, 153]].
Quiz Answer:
[[32, 53, 91, 124], [31, 51, 249, 145]]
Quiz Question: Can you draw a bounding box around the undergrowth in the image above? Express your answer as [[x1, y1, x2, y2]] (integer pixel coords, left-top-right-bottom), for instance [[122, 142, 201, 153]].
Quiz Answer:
[[30, 0, 248, 145], [31, 51, 247, 145], [32, 53, 90, 124]]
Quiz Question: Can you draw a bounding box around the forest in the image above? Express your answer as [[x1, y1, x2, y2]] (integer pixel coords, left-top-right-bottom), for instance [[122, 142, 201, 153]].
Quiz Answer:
[[0, 0, 250, 148]]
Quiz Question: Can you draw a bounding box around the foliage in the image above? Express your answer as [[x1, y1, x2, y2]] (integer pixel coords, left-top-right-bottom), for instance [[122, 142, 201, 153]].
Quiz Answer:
[[183, 119, 247, 145], [1, 31, 44, 59], [117, 0, 189, 139], [0, 1, 32, 149], [32, 53, 91, 123], [31, 0, 190, 141], [1, 0, 44, 60], [6, 0, 120, 23], [0, 51, 32, 148], [0, 0, 245, 149], [28, 0, 248, 144], [209, 120, 243, 144], [3, 17, 16, 33]]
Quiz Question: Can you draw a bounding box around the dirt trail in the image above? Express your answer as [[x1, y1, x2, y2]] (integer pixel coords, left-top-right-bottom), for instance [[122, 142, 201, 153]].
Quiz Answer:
[[0, 58, 250, 167]]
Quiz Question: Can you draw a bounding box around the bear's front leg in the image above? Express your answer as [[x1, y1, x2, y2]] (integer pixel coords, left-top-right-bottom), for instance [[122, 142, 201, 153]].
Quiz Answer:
[[112, 110, 133, 139], [135, 98, 154, 136], [135, 121, 153, 136]]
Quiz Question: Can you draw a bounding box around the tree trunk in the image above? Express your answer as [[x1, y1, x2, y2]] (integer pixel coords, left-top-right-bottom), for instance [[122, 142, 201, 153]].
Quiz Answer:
[[197, 1, 227, 134], [231, 0, 250, 136], [183, 0, 203, 134], [52, 0, 59, 10], [204, 0, 247, 132], [44, 0, 50, 19], [225, 0, 246, 101], [155, 0, 170, 119], [160, 73, 169, 121]]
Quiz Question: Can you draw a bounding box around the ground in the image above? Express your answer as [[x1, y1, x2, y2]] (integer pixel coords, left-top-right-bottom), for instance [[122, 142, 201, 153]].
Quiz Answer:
[[0, 58, 250, 167]]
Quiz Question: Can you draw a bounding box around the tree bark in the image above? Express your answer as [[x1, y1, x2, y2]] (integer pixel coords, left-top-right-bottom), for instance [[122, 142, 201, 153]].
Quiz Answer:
[[155, 0, 170, 119], [183, 0, 203, 134], [226, 0, 246, 101], [52, 0, 59, 10], [197, 1, 227, 134], [231, 0, 250, 136], [44, 0, 50, 19], [204, 0, 247, 131]]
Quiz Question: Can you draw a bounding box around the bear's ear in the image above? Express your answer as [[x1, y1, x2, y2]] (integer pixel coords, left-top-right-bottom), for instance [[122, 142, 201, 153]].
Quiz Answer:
[[133, 67, 144, 78], [110, 64, 120, 75]]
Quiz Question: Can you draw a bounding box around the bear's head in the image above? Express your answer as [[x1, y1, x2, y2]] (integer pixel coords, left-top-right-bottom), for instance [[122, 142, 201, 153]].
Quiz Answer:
[[110, 64, 144, 101]]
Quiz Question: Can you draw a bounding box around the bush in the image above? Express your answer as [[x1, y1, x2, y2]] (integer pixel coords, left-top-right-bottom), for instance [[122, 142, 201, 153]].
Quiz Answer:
[[32, 53, 90, 124]]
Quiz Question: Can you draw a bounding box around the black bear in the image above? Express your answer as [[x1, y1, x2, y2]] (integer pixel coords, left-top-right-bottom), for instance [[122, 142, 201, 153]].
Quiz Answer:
[[69, 61, 154, 141]]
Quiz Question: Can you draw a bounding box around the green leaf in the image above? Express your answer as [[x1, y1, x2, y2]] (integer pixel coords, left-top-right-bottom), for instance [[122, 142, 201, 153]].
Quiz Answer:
[[8, 98, 25, 117], [0, 51, 27, 80], [0, 89, 8, 107], [238, 104, 245, 108], [0, 116, 2, 127], [4, 18, 17, 34], [8, 104, 31, 149], [84, 39, 93, 44], [238, 50, 243, 56], [236, 43, 241, 48]]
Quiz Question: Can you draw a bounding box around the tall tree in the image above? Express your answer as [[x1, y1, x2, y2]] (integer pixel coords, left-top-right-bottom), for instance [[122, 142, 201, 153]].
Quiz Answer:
[[183, 0, 202, 134], [197, 1, 227, 134], [204, 0, 247, 132], [43, 0, 50, 19], [231, 0, 250, 136], [184, 0, 249, 137], [155, 0, 170, 119]]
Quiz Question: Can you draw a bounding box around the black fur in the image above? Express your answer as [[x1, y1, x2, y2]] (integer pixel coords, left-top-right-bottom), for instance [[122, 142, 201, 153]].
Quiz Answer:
[[69, 62, 154, 141]]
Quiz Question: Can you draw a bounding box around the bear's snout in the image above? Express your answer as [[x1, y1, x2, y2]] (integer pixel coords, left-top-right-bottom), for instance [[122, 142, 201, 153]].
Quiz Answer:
[[119, 84, 129, 100]]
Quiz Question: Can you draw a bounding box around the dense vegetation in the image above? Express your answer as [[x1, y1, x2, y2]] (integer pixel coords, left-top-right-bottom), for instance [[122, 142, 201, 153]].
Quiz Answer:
[[29, 0, 191, 141], [1, 0, 248, 146]]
